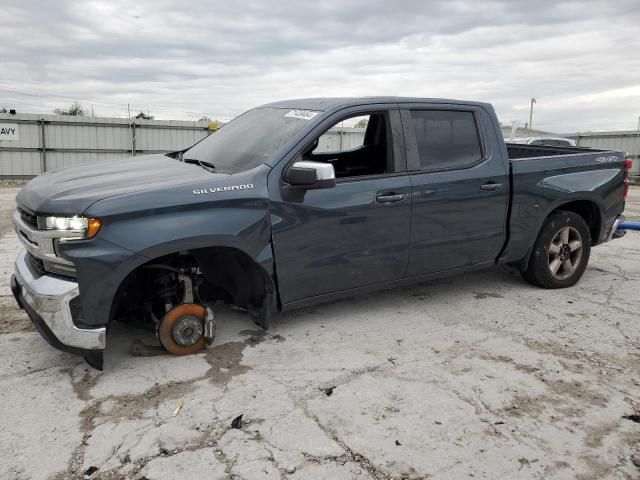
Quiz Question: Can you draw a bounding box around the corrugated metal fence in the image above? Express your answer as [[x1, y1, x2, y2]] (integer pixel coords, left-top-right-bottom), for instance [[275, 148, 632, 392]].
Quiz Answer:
[[501, 126, 640, 176], [2, 112, 639, 179], [322, 127, 640, 176], [0, 113, 210, 178], [315, 127, 366, 153], [567, 131, 640, 176]]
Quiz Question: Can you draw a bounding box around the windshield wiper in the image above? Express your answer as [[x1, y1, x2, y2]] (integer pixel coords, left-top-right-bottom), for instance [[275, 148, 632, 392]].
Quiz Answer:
[[172, 149, 215, 172], [183, 157, 216, 172]]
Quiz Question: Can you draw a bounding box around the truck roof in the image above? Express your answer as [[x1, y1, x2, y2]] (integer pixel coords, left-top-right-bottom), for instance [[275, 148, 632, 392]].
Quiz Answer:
[[260, 97, 494, 112]]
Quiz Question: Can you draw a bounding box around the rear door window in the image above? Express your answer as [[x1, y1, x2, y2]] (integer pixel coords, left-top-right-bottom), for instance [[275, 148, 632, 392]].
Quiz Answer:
[[409, 110, 483, 171]]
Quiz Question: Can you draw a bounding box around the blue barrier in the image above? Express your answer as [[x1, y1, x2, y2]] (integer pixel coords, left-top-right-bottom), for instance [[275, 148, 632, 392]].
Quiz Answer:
[[619, 221, 640, 231]]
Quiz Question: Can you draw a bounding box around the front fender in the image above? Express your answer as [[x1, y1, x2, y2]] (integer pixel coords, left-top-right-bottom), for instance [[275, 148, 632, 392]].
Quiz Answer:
[[60, 196, 274, 328], [58, 237, 149, 328]]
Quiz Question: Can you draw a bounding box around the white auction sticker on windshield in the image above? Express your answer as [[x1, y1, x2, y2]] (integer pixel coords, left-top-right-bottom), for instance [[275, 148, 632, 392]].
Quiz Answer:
[[284, 110, 320, 120]]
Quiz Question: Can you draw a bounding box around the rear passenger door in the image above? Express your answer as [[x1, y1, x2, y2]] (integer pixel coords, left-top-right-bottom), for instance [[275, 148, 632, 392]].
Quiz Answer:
[[400, 104, 509, 275]]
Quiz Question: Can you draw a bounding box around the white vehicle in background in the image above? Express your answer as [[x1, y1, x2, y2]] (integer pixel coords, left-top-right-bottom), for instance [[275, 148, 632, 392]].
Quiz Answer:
[[509, 137, 577, 147]]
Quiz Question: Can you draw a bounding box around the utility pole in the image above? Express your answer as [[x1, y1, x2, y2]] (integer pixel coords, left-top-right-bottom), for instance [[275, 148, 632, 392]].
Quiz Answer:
[[127, 103, 135, 156], [529, 98, 536, 130], [636, 115, 640, 160]]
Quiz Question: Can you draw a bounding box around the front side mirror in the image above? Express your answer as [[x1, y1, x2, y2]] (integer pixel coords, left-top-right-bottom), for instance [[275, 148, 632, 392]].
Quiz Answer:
[[287, 160, 336, 189]]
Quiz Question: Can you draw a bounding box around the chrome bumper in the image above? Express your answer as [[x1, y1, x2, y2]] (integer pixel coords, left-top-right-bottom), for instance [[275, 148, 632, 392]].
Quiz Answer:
[[606, 215, 625, 242], [13, 250, 106, 350]]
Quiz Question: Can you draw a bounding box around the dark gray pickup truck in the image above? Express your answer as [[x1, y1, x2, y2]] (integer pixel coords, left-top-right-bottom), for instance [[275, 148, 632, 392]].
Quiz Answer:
[[10, 97, 630, 369]]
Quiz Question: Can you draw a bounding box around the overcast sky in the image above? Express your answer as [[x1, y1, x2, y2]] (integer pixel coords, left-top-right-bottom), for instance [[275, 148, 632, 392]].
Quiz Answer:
[[1, 0, 639, 132]]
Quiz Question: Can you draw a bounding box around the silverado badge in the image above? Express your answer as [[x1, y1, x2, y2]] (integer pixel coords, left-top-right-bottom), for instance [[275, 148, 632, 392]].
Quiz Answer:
[[193, 184, 254, 195]]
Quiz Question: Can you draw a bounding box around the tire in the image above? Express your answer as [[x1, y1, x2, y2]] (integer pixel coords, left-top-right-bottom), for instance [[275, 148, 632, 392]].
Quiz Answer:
[[521, 210, 591, 289]]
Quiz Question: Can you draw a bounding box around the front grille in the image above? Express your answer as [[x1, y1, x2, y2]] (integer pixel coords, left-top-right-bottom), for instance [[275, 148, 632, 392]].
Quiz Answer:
[[17, 207, 38, 229], [26, 252, 46, 276]]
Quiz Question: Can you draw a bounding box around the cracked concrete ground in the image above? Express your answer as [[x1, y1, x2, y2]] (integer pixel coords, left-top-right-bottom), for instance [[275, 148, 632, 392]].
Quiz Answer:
[[1, 185, 639, 480]]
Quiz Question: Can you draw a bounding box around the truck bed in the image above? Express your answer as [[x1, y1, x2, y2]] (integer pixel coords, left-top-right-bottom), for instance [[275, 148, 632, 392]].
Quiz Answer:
[[501, 142, 626, 265], [506, 143, 605, 160]]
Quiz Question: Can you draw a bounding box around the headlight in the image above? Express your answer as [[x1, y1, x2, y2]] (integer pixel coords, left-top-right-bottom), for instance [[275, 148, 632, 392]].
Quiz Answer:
[[41, 215, 102, 239], [45, 216, 87, 231]]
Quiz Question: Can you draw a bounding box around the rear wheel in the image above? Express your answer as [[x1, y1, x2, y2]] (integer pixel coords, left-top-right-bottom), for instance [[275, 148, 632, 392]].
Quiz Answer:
[[522, 211, 591, 289]]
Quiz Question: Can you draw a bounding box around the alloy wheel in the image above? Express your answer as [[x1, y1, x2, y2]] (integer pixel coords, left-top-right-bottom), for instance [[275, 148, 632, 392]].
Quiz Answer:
[[548, 226, 583, 280]]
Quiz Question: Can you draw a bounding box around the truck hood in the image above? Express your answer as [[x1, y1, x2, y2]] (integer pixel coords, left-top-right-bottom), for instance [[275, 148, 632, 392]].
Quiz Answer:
[[16, 154, 229, 214]]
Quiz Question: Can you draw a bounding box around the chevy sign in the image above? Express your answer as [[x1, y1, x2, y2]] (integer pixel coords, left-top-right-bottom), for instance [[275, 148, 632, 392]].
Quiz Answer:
[[0, 123, 19, 141]]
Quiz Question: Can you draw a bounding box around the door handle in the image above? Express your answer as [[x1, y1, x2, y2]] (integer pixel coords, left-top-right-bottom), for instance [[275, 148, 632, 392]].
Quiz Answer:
[[480, 182, 503, 191], [376, 193, 406, 203]]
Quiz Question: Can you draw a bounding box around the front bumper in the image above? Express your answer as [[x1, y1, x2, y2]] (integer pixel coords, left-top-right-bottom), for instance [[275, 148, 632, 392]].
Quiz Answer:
[[11, 250, 105, 369]]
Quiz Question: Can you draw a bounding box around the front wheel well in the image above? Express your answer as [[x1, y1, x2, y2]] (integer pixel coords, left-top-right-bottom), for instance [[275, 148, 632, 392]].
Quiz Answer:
[[109, 246, 276, 330]]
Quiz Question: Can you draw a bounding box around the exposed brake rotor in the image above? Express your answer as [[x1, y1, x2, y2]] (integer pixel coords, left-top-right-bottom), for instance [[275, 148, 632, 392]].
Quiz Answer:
[[159, 303, 208, 355]]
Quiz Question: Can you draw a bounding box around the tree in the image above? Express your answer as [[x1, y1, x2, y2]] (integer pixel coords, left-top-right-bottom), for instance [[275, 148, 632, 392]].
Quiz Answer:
[[0, 107, 7, 114], [354, 118, 369, 129], [198, 116, 222, 132], [135, 111, 154, 120], [207, 120, 221, 132], [54, 102, 85, 116]]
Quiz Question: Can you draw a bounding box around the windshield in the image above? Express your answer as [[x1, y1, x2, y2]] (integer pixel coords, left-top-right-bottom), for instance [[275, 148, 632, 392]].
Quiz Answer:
[[184, 107, 320, 174]]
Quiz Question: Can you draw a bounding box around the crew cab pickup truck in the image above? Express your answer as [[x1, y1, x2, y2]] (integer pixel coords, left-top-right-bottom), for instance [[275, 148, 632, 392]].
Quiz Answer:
[[10, 97, 630, 369]]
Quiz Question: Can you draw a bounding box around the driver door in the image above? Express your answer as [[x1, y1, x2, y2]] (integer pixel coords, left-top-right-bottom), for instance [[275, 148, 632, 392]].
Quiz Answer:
[[268, 107, 412, 306]]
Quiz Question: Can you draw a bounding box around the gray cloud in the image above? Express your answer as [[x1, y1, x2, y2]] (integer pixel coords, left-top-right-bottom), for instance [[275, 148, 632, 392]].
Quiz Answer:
[[1, 0, 639, 131]]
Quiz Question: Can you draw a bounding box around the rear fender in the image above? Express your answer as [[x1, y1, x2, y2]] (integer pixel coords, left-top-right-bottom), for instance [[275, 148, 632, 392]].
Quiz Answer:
[[500, 162, 623, 266], [512, 194, 605, 271]]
